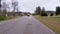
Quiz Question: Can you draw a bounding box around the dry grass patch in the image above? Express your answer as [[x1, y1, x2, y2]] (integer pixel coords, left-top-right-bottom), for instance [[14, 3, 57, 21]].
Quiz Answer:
[[34, 15, 60, 34]]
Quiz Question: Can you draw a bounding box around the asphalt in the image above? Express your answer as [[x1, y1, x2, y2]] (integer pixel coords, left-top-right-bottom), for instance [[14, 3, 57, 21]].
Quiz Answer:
[[0, 16, 56, 34]]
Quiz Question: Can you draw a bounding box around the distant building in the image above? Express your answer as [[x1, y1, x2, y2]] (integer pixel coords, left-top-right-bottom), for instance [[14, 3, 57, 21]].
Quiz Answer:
[[46, 11, 56, 16], [22, 12, 31, 16], [14, 12, 22, 16], [7, 12, 22, 16]]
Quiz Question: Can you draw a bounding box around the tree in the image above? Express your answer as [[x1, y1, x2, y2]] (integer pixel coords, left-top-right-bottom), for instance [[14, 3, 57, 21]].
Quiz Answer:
[[41, 7, 47, 16], [0, 0, 2, 16], [0, 0, 1, 8], [35, 6, 41, 15], [12, 0, 18, 16], [1, 2, 9, 17], [56, 6, 60, 15]]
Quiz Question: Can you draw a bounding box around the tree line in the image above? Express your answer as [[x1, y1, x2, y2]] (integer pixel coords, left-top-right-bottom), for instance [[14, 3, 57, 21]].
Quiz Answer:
[[0, 0, 19, 17], [0, 0, 21, 20], [35, 6, 48, 16], [35, 6, 60, 16]]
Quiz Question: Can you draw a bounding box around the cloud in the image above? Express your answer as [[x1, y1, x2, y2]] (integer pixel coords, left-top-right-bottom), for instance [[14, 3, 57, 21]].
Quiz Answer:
[[19, 0, 60, 13], [2, 0, 60, 13]]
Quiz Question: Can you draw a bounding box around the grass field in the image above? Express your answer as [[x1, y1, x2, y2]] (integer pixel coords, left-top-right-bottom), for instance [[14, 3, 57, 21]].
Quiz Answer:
[[34, 15, 60, 34], [0, 16, 5, 21], [0, 16, 21, 21]]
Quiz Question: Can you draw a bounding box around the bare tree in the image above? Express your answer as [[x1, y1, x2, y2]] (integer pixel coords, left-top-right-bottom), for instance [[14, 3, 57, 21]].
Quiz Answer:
[[0, 0, 1, 8], [1, 2, 9, 17], [0, 0, 2, 16], [11, 0, 18, 16]]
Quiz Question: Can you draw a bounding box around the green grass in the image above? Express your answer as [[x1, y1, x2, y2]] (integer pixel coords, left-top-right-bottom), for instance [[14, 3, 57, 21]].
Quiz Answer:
[[42, 16, 60, 24], [0, 16, 5, 21], [34, 15, 60, 34], [49, 17, 60, 22], [0, 16, 21, 21]]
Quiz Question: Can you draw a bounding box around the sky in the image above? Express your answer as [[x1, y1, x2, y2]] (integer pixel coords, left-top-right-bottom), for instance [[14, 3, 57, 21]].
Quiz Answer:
[[2, 0, 60, 13]]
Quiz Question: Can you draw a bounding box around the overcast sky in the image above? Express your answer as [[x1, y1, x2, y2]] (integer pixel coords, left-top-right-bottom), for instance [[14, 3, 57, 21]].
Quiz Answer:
[[2, 0, 60, 13]]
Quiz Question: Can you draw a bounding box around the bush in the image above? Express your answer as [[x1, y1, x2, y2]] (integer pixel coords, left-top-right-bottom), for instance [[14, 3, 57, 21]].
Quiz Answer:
[[0, 16, 5, 21], [50, 13, 54, 16], [41, 11, 48, 16], [32, 14, 36, 16]]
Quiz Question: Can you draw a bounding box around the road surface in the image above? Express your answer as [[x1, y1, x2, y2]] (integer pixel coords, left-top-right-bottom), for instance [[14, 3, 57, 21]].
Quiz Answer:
[[0, 16, 56, 34]]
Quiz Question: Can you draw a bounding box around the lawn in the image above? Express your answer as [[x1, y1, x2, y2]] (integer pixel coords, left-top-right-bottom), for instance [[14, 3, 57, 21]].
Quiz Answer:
[[34, 15, 60, 34], [0, 16, 5, 21], [0, 16, 21, 21]]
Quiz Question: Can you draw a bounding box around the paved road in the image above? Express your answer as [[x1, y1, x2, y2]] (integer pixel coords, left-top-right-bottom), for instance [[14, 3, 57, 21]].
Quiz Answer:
[[0, 16, 55, 34]]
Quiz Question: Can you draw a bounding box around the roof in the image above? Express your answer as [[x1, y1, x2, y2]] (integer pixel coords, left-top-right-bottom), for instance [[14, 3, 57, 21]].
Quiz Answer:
[[46, 11, 55, 14]]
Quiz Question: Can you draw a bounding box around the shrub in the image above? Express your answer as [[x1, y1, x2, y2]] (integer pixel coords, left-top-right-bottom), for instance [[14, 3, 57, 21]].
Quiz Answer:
[[32, 14, 36, 16], [50, 13, 54, 16], [0, 16, 5, 21], [41, 11, 48, 16]]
